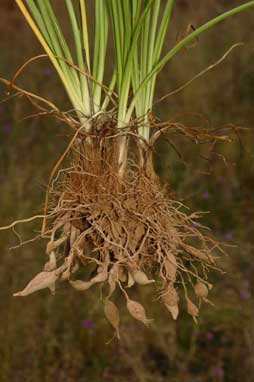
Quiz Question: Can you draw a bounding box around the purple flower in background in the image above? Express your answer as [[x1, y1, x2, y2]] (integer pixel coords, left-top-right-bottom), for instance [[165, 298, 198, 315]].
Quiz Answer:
[[206, 331, 214, 341], [81, 319, 94, 329], [202, 191, 210, 200], [211, 366, 224, 378]]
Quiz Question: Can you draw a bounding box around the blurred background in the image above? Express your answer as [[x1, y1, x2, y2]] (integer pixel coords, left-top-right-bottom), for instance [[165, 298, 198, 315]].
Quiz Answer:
[[0, 1, 253, 381]]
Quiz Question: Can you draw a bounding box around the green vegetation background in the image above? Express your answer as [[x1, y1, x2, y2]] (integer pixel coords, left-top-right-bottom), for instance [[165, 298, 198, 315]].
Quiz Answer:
[[0, 1, 253, 381]]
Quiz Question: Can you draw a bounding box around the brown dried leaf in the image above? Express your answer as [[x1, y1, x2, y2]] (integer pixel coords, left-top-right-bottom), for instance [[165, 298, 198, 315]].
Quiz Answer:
[[13, 271, 58, 297], [104, 300, 120, 339]]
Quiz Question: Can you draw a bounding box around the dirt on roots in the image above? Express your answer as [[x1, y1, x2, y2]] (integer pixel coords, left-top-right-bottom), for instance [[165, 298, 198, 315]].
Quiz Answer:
[[13, 121, 222, 336]]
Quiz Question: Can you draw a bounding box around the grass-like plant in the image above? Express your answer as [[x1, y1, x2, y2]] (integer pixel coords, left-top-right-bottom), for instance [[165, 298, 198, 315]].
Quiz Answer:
[[2, 0, 253, 335]]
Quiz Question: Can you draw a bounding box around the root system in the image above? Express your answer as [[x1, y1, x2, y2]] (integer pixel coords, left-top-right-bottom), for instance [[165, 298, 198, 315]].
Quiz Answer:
[[13, 117, 223, 337]]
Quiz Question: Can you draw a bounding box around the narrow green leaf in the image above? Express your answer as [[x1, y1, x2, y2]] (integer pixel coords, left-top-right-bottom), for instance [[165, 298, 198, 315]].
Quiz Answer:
[[25, 0, 53, 50], [93, 1, 108, 111], [16, 0, 83, 113], [43, 0, 81, 94], [79, 0, 91, 72], [65, 0, 90, 114]]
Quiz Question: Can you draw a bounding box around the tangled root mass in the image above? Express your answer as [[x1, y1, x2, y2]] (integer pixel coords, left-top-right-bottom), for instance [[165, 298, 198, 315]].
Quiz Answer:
[[14, 122, 221, 336]]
